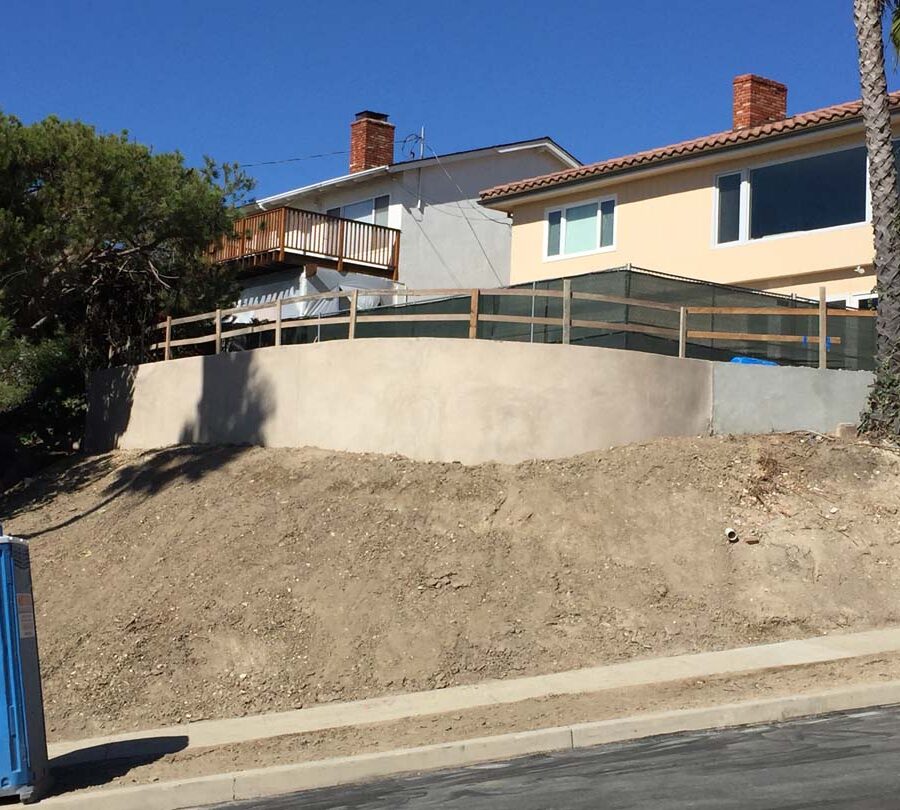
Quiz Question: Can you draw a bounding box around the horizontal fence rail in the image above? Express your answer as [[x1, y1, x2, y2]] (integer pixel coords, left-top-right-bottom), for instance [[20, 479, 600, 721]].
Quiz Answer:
[[209, 206, 401, 275], [148, 284, 875, 369]]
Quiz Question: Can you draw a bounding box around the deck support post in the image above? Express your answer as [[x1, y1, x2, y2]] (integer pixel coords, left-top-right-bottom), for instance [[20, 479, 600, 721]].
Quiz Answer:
[[348, 289, 359, 339], [275, 299, 283, 346]]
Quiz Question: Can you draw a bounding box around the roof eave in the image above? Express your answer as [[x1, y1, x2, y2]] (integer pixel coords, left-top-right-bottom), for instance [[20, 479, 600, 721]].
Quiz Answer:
[[479, 115, 873, 210]]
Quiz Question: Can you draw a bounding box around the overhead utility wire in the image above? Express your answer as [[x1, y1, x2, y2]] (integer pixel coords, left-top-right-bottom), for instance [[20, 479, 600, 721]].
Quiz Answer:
[[422, 142, 504, 285], [239, 139, 415, 168]]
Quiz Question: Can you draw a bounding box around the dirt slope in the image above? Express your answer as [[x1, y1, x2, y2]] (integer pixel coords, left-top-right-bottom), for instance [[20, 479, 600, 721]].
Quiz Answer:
[[3, 434, 900, 741]]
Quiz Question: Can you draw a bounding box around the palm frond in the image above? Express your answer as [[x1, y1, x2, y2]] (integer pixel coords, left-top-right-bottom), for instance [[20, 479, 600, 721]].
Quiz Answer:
[[889, 1, 900, 57]]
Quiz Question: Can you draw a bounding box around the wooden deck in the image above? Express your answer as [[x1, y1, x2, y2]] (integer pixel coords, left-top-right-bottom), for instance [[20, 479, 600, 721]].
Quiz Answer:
[[211, 206, 401, 278]]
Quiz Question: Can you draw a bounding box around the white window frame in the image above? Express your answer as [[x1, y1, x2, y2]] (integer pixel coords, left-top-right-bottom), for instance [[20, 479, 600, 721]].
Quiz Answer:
[[543, 195, 617, 262], [829, 291, 878, 310], [712, 144, 870, 248], [326, 194, 391, 226]]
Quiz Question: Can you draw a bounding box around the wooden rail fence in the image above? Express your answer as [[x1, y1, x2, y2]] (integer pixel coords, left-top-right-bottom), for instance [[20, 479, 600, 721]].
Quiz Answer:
[[151, 284, 874, 368]]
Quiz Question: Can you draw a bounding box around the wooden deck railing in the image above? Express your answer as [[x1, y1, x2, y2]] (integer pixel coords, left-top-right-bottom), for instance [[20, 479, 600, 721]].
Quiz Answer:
[[149, 284, 875, 369], [210, 206, 401, 276]]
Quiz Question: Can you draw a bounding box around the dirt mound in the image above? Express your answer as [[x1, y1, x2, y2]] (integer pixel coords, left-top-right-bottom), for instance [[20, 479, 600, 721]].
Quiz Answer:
[[3, 434, 900, 741]]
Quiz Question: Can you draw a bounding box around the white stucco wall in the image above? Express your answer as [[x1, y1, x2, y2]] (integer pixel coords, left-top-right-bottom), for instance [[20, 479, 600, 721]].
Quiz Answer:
[[249, 147, 571, 294]]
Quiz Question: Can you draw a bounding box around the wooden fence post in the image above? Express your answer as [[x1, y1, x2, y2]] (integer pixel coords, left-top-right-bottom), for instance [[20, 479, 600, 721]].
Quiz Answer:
[[562, 279, 572, 345], [348, 289, 359, 339], [678, 307, 687, 359], [215, 309, 222, 354], [164, 316, 172, 361], [818, 286, 827, 369], [275, 299, 283, 347], [468, 289, 480, 339]]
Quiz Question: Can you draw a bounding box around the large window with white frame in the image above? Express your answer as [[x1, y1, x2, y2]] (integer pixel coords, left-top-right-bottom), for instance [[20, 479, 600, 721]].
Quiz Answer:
[[715, 145, 868, 245], [545, 197, 616, 258], [326, 194, 390, 227]]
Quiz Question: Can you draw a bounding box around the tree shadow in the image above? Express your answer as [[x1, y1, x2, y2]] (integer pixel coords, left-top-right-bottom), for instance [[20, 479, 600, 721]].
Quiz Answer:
[[0, 364, 138, 521], [83, 365, 137, 453], [0, 453, 119, 524], [7, 351, 275, 538], [175, 351, 274, 449], [48, 735, 189, 796]]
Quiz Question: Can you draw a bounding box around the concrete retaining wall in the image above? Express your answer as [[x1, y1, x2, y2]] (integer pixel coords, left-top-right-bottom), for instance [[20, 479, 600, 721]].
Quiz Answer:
[[85, 339, 871, 464], [712, 363, 872, 436]]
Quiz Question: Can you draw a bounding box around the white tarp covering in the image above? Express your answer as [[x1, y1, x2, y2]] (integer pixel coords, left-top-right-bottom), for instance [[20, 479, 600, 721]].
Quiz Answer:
[[234, 268, 399, 324]]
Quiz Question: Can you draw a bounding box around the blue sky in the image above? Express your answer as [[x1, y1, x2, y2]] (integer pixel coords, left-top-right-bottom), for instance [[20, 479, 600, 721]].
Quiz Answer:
[[1, 0, 892, 198]]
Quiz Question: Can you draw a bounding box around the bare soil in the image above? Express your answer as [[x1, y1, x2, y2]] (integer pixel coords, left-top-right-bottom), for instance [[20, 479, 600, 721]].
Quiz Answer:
[[3, 433, 900, 743]]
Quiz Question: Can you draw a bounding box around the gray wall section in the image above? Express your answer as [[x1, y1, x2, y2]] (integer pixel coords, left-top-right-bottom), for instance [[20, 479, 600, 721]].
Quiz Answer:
[[84, 340, 873, 465], [711, 363, 871, 435], [393, 151, 566, 289]]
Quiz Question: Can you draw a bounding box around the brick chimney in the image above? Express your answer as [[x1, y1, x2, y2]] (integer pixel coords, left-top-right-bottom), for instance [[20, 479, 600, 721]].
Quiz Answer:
[[349, 111, 395, 173], [732, 75, 787, 130]]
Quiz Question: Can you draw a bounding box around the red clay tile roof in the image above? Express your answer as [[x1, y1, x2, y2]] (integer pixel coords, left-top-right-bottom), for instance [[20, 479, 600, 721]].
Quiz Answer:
[[480, 91, 900, 203]]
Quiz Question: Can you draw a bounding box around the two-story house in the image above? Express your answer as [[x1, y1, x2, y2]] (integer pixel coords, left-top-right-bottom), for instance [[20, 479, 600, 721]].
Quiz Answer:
[[214, 112, 578, 320], [480, 75, 899, 310]]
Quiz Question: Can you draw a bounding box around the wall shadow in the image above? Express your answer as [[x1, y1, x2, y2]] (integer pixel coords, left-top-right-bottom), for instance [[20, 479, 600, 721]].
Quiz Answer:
[[48, 735, 189, 796]]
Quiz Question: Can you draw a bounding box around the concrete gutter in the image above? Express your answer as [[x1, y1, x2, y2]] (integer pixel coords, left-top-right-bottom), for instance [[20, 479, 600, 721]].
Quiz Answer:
[[41, 680, 900, 810], [49, 626, 900, 765]]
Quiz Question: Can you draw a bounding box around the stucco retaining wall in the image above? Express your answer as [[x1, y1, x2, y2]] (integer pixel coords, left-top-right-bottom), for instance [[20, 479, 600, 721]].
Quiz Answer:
[[85, 339, 871, 464]]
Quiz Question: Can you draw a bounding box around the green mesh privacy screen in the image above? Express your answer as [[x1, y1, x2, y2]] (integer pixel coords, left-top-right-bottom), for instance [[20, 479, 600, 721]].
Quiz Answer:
[[219, 266, 876, 371]]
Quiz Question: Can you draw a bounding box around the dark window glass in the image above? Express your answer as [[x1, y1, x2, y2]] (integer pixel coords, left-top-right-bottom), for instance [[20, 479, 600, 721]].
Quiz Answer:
[[749, 147, 867, 239], [326, 206, 341, 218], [547, 210, 562, 256], [600, 199, 615, 246], [717, 173, 741, 243]]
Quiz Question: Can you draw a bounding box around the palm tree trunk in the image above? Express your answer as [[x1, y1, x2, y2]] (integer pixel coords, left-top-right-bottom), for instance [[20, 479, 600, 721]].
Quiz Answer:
[[854, 0, 900, 433]]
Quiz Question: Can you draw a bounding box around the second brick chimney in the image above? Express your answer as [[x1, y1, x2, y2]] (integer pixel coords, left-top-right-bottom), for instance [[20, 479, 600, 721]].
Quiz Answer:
[[732, 75, 788, 130], [349, 111, 395, 173]]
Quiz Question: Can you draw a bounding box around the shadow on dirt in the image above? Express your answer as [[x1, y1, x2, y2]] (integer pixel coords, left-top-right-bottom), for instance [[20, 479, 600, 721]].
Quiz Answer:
[[48, 735, 189, 795], [2, 352, 273, 538]]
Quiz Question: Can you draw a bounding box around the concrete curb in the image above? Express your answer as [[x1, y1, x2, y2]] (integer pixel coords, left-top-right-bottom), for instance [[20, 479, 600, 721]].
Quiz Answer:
[[48, 626, 900, 764], [41, 680, 900, 810]]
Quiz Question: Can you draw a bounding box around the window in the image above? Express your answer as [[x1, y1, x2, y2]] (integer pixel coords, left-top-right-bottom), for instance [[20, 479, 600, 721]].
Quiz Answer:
[[326, 195, 390, 226], [749, 147, 867, 238], [716, 146, 868, 244], [716, 173, 741, 244], [546, 198, 615, 258]]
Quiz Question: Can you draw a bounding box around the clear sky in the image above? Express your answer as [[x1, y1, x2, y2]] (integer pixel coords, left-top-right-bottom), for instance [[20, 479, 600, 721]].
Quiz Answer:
[[1, 0, 893, 199]]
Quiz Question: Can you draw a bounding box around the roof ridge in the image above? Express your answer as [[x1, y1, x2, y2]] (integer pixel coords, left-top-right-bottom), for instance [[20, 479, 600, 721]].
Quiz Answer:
[[481, 90, 900, 202]]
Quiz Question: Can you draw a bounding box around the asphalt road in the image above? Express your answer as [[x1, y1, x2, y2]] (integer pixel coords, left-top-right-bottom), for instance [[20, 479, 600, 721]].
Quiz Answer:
[[209, 706, 900, 809]]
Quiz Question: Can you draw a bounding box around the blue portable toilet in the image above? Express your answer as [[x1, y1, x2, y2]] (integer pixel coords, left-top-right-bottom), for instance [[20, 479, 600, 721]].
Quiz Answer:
[[0, 529, 49, 802]]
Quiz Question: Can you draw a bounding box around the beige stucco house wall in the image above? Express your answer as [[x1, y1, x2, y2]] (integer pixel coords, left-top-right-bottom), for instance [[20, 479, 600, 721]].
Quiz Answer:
[[482, 75, 898, 306], [499, 127, 881, 301]]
